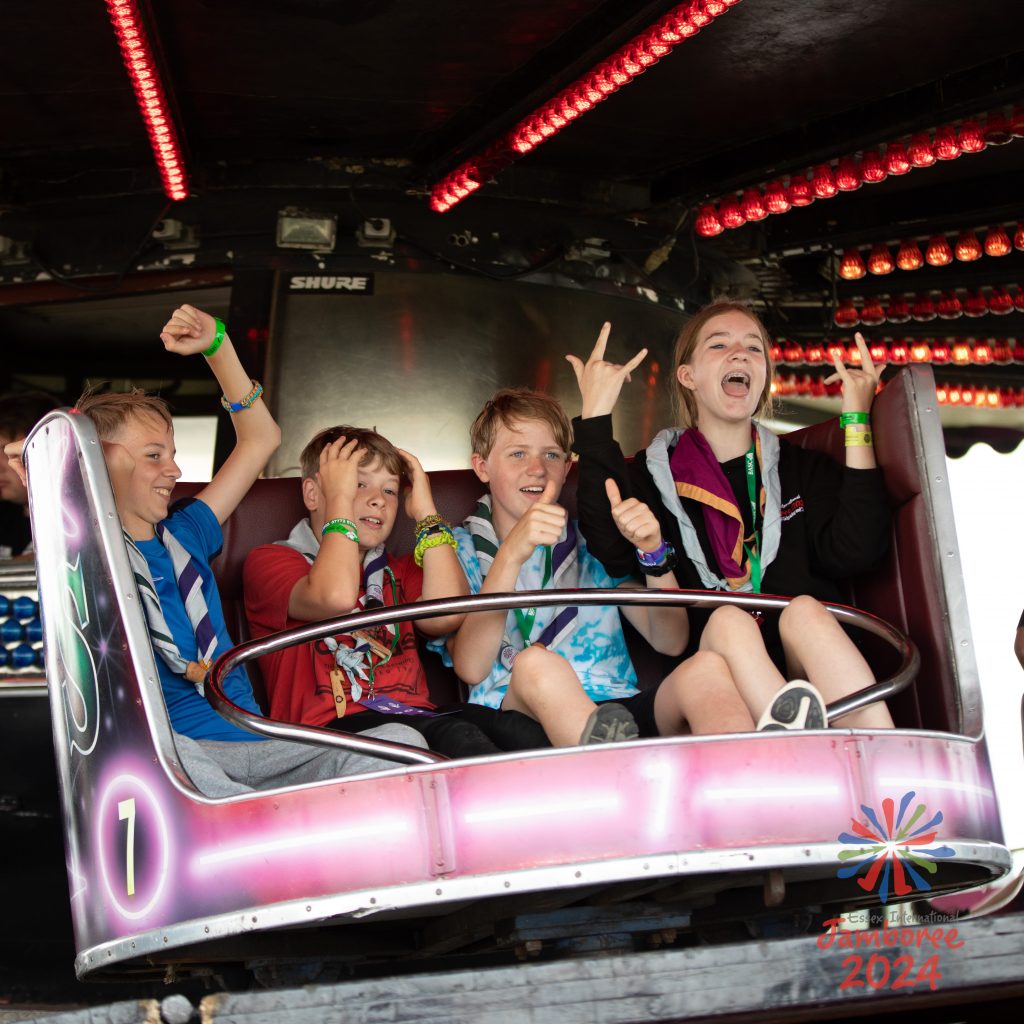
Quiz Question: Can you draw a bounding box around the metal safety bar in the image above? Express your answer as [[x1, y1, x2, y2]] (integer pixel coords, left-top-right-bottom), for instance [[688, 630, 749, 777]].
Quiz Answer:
[[206, 589, 919, 761]]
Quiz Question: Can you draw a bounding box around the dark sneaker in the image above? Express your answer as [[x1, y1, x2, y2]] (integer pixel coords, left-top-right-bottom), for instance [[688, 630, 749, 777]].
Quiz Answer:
[[579, 702, 640, 745], [757, 680, 828, 731]]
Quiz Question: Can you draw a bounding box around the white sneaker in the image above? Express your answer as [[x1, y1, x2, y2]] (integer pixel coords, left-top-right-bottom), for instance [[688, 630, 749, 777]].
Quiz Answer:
[[757, 680, 828, 731]]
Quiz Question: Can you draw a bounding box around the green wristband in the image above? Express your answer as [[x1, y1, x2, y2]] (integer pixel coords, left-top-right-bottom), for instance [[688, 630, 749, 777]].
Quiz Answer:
[[203, 317, 226, 358], [839, 411, 870, 427], [321, 518, 359, 544]]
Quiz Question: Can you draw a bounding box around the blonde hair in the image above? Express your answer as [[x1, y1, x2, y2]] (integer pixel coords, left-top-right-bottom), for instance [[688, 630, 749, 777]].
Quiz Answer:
[[75, 386, 173, 441], [671, 302, 775, 427], [470, 387, 572, 459], [299, 425, 406, 482]]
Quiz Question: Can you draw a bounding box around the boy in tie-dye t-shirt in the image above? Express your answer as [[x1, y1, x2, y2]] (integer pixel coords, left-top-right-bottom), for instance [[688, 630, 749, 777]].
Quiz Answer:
[[437, 387, 755, 747]]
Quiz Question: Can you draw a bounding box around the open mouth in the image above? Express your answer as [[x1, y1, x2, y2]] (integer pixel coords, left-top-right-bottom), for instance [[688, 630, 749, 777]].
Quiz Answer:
[[360, 516, 383, 528], [721, 370, 751, 398], [154, 487, 172, 499]]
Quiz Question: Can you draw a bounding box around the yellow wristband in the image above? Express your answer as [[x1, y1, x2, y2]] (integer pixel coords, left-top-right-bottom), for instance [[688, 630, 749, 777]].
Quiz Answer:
[[845, 430, 874, 447], [414, 528, 456, 567]]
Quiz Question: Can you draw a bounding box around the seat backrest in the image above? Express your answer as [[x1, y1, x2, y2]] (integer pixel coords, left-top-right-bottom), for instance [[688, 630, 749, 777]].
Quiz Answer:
[[783, 365, 978, 734]]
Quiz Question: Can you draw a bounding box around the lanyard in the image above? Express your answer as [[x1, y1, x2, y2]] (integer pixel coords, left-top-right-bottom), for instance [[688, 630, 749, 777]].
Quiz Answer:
[[365, 566, 400, 696], [513, 544, 553, 646], [742, 443, 762, 594]]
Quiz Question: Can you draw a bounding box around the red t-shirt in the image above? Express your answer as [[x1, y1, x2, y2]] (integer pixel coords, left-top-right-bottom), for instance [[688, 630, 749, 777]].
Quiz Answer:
[[243, 542, 432, 727]]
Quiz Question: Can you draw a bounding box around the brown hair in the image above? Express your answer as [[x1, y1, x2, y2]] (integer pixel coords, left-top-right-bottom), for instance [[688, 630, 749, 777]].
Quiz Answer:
[[75, 385, 174, 441], [0, 391, 60, 440], [671, 301, 776, 427], [300, 425, 406, 482], [470, 387, 572, 459]]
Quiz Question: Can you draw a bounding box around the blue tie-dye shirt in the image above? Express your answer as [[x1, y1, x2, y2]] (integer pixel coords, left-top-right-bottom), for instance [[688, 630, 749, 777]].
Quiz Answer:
[[432, 524, 639, 709]]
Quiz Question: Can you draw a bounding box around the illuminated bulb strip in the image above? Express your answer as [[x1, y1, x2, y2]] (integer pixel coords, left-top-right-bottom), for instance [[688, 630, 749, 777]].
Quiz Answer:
[[772, 372, 1019, 408], [834, 285, 1023, 326], [105, 0, 189, 201], [697, 110, 1023, 236], [772, 337, 1021, 368], [429, 1, 744, 213]]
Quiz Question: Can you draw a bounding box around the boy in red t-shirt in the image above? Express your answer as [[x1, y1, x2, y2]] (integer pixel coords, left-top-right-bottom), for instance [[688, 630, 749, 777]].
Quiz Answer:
[[244, 426, 543, 757]]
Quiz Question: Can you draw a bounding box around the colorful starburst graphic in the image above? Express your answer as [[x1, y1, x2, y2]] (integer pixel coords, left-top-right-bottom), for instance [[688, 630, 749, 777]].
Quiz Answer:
[[837, 791, 956, 903]]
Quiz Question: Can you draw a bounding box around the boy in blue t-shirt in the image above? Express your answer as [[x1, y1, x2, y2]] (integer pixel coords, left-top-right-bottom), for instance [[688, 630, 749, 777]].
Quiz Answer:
[[72, 303, 426, 793], [442, 388, 755, 747]]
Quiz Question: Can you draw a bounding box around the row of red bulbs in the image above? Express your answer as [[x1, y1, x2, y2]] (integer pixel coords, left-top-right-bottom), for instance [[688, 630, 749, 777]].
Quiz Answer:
[[695, 110, 1024, 237], [773, 373, 1021, 409], [838, 227, 1024, 278], [770, 337, 1022, 367], [431, 1, 743, 211], [835, 287, 1024, 326], [106, 0, 188, 201]]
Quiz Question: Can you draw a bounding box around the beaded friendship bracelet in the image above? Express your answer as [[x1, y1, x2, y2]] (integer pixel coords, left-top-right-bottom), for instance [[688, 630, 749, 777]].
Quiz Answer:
[[322, 517, 359, 544], [221, 379, 264, 413], [203, 317, 226, 358], [414, 513, 446, 534]]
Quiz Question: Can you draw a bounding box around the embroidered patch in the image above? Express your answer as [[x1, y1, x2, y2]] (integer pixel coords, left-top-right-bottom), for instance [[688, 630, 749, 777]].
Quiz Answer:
[[781, 496, 805, 522]]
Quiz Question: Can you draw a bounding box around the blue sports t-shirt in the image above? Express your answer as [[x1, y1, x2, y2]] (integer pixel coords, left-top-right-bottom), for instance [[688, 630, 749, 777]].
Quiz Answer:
[[136, 498, 264, 741]]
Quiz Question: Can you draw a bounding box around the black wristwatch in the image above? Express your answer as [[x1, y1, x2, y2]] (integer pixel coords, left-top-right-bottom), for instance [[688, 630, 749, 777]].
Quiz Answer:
[[635, 541, 678, 577]]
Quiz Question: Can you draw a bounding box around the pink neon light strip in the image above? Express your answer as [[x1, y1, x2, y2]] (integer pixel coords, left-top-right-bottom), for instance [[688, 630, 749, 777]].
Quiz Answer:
[[105, 0, 189, 201], [429, 0, 743, 213]]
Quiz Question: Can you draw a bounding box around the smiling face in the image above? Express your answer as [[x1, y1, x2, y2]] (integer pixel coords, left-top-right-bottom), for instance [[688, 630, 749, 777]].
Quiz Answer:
[[306, 455, 401, 554], [103, 413, 181, 540], [471, 418, 569, 540], [675, 309, 770, 433]]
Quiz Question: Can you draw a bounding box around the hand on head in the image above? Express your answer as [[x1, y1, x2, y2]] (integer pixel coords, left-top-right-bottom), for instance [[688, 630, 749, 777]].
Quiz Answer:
[[823, 331, 886, 413], [397, 448, 436, 521], [316, 436, 362, 507], [605, 478, 663, 554], [565, 322, 648, 419], [505, 477, 566, 563], [159, 304, 219, 357]]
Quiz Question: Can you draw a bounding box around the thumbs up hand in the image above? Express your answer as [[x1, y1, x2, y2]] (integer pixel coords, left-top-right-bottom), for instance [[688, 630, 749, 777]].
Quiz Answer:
[[503, 477, 567, 565], [605, 478, 663, 553]]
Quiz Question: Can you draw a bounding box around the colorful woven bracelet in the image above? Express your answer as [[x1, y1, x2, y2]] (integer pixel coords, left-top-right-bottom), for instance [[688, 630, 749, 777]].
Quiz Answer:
[[414, 526, 456, 567], [839, 411, 870, 427], [322, 518, 359, 544], [203, 317, 226, 358], [221, 379, 263, 413], [845, 430, 874, 448], [636, 540, 668, 567], [415, 513, 447, 534]]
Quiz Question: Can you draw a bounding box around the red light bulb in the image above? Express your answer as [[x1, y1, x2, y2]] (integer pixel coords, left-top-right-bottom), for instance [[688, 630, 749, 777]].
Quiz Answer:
[[810, 376, 827, 398], [768, 342, 783, 363], [1015, 342, 1024, 365], [911, 293, 936, 321], [782, 339, 804, 364], [826, 341, 848, 364], [885, 142, 911, 175], [954, 230, 983, 261], [787, 174, 814, 207], [1011, 105, 1024, 138], [838, 248, 866, 280], [835, 157, 862, 191], [834, 299, 860, 327], [951, 339, 972, 365], [933, 125, 962, 160], [963, 290, 988, 317], [984, 225, 1012, 257], [705, 0, 728, 17], [984, 111, 1012, 145], [961, 386, 976, 406], [719, 195, 746, 229], [763, 180, 791, 215], [695, 204, 723, 236], [1015, 287, 1024, 313], [741, 188, 768, 222], [886, 295, 911, 323], [869, 340, 889, 363], [896, 239, 924, 271], [935, 385, 949, 404], [689, 1, 712, 28], [867, 244, 895, 275], [860, 150, 887, 184], [805, 340, 825, 363], [860, 298, 886, 325], [937, 291, 962, 319], [811, 164, 838, 199], [957, 120, 986, 153], [889, 339, 909, 364], [930, 338, 951, 364], [908, 132, 936, 167], [993, 338, 1014, 363], [989, 286, 1014, 315], [973, 338, 993, 364], [910, 340, 932, 362], [925, 235, 953, 266], [1015, 224, 1024, 251]]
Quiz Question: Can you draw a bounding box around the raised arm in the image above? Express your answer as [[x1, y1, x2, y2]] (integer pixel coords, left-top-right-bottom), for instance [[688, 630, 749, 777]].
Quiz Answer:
[[159, 304, 281, 524], [823, 330, 886, 471], [400, 449, 468, 637], [605, 479, 688, 656], [565, 321, 647, 420], [447, 478, 565, 686]]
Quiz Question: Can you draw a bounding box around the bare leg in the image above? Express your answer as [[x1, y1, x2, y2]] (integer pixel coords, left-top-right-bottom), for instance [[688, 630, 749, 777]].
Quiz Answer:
[[780, 595, 894, 729], [502, 645, 598, 746], [699, 605, 786, 718], [654, 650, 755, 736]]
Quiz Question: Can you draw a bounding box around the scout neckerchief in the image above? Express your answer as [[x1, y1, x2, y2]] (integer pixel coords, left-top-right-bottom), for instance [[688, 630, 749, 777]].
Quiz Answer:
[[669, 427, 764, 591], [644, 422, 783, 593], [276, 518, 419, 712], [463, 495, 579, 670], [124, 525, 218, 695]]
